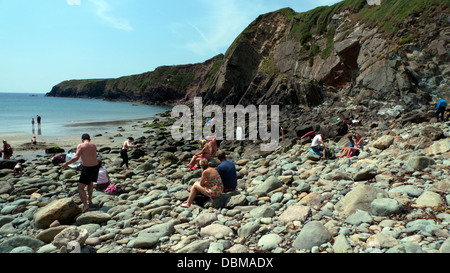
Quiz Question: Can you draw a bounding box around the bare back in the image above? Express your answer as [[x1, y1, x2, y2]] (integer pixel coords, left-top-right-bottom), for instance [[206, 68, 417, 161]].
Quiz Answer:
[[76, 142, 98, 167]]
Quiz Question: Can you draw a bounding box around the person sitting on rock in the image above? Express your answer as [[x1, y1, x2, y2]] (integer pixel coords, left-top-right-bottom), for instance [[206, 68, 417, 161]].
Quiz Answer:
[[205, 135, 217, 158], [215, 150, 237, 192], [94, 160, 110, 190], [340, 133, 364, 158], [339, 135, 355, 158], [186, 139, 210, 171], [181, 158, 223, 208], [311, 133, 327, 160]]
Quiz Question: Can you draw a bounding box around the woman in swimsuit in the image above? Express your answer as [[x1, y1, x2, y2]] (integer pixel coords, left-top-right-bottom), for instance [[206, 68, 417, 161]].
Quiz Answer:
[[186, 139, 210, 171], [339, 135, 355, 158], [180, 158, 223, 208]]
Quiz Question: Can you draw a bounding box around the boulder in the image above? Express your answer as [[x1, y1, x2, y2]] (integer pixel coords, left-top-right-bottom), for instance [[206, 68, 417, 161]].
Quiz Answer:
[[52, 227, 89, 250], [133, 221, 175, 249], [33, 198, 82, 229], [370, 198, 403, 216], [405, 156, 436, 171], [373, 135, 394, 150], [278, 205, 311, 225], [159, 152, 179, 166], [420, 126, 444, 141], [336, 184, 388, 215], [75, 211, 111, 225], [293, 221, 332, 251], [353, 165, 378, 181], [0, 182, 14, 195], [200, 223, 233, 238], [35, 225, 70, 244], [251, 176, 283, 197], [0, 236, 45, 253]]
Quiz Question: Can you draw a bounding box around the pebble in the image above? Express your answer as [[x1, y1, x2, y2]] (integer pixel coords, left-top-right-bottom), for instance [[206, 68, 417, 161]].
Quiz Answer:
[[0, 117, 449, 254]]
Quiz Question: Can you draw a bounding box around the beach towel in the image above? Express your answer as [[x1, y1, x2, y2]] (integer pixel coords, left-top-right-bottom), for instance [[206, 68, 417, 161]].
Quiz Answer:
[[104, 184, 117, 194], [308, 147, 322, 156], [301, 131, 315, 139]]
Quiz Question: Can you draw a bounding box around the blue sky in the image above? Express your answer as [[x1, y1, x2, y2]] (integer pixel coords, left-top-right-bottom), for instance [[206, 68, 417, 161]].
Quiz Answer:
[[0, 0, 340, 93]]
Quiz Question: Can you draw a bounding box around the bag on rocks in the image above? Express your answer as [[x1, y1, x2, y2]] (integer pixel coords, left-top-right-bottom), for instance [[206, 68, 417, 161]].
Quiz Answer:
[[104, 184, 117, 195], [51, 154, 66, 166]]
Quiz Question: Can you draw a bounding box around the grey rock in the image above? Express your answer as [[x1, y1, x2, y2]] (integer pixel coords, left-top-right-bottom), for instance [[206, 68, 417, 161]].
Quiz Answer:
[[336, 184, 388, 215], [200, 223, 233, 238], [238, 220, 261, 238], [250, 205, 275, 218], [133, 221, 175, 249], [75, 211, 111, 225], [0, 236, 45, 253], [405, 156, 436, 171], [293, 221, 332, 251], [251, 176, 283, 197], [371, 198, 403, 216], [332, 234, 352, 253], [344, 209, 373, 225], [52, 227, 89, 249], [257, 233, 282, 251]]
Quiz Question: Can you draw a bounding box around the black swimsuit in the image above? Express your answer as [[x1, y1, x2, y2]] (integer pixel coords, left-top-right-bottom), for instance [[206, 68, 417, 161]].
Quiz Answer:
[[79, 165, 100, 185]]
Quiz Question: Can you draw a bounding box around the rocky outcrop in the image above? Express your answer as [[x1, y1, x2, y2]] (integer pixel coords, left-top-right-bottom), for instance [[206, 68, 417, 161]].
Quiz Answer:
[[204, 2, 449, 109], [47, 0, 449, 113], [46, 55, 224, 105]]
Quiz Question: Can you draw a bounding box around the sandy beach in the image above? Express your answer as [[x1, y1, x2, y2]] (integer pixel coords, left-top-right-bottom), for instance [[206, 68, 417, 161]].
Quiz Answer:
[[0, 117, 158, 159]]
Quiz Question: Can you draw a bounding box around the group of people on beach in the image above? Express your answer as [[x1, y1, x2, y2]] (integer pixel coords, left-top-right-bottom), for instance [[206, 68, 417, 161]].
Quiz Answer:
[[32, 115, 42, 136], [25, 96, 446, 213], [58, 132, 237, 212], [309, 132, 364, 160], [181, 137, 237, 208], [59, 134, 137, 212]]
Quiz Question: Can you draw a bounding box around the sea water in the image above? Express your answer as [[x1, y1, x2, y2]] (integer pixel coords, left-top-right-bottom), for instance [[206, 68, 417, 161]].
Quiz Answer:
[[0, 92, 171, 136]]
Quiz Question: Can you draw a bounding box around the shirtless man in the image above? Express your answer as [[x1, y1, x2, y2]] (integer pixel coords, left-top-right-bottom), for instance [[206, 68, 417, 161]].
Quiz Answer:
[[62, 133, 99, 213], [120, 137, 136, 169]]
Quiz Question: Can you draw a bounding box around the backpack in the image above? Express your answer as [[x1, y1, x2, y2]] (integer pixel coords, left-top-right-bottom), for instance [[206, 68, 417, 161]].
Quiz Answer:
[[326, 148, 336, 160], [51, 154, 67, 166]]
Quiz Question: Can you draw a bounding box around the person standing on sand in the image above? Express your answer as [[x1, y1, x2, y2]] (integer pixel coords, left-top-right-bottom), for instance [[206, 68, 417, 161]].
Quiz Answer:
[[62, 134, 99, 213], [120, 137, 136, 169], [2, 140, 13, 160]]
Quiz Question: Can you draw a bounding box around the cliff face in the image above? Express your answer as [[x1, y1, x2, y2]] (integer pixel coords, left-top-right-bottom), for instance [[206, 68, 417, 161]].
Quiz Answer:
[[204, 0, 449, 109], [47, 0, 449, 110], [47, 55, 224, 105]]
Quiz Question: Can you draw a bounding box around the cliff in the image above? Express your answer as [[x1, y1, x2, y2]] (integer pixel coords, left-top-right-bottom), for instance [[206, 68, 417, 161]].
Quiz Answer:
[[47, 0, 449, 110], [46, 55, 224, 105]]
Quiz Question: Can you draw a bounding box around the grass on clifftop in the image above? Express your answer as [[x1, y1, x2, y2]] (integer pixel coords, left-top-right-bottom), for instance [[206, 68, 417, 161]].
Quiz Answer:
[[356, 0, 449, 33]]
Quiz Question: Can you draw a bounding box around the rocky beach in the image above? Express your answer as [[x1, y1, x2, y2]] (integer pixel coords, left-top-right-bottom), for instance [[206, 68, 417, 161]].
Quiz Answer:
[[1, 0, 449, 259], [0, 108, 449, 254]]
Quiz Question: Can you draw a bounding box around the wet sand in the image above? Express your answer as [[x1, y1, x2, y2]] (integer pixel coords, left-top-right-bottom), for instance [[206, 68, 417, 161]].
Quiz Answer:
[[0, 117, 158, 159]]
